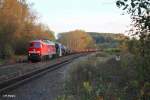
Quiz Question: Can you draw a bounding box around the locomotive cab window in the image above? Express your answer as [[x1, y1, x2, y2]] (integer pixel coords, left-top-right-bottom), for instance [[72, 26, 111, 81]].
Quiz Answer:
[[29, 42, 41, 48], [34, 42, 41, 48]]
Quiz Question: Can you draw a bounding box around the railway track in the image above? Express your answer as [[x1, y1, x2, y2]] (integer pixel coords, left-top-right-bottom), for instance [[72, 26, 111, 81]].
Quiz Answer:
[[0, 53, 88, 94]]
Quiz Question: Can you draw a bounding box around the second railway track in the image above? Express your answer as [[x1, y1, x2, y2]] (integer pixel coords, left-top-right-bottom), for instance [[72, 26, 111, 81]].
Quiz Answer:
[[0, 53, 89, 94]]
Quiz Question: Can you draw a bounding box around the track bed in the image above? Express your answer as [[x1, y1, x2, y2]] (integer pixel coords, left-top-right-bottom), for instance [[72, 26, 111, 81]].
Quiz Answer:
[[0, 53, 89, 94]]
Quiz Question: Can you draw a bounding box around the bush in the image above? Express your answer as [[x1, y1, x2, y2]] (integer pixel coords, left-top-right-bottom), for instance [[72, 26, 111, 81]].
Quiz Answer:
[[64, 56, 100, 100], [63, 53, 139, 100], [2, 44, 15, 59]]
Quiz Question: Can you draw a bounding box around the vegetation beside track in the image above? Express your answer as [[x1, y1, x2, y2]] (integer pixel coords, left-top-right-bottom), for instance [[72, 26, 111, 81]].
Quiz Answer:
[[56, 52, 147, 100]]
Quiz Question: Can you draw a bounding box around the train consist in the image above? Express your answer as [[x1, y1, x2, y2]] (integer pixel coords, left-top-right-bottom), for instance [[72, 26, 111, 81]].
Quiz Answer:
[[28, 39, 97, 62], [28, 40, 70, 61]]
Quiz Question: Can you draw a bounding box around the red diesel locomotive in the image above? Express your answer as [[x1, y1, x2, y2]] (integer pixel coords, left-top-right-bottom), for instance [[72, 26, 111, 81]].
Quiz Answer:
[[28, 40, 57, 61]]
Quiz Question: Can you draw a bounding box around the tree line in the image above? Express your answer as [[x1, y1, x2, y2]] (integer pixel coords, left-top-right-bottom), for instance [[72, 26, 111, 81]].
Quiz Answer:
[[0, 0, 55, 59], [88, 32, 129, 49], [58, 30, 95, 52]]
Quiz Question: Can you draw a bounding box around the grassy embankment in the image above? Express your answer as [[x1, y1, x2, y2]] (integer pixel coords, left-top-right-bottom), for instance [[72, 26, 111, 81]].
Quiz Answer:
[[0, 55, 27, 65], [56, 51, 139, 100]]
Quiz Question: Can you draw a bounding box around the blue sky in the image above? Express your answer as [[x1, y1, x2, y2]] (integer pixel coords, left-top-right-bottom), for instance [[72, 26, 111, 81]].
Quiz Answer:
[[29, 0, 131, 34]]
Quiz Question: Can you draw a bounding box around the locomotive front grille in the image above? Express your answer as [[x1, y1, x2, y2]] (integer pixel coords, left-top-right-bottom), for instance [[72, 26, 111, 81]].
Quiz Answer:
[[28, 53, 41, 61]]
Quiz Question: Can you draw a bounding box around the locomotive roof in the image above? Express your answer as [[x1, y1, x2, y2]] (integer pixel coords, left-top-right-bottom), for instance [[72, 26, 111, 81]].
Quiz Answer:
[[30, 40, 55, 45], [30, 40, 43, 43]]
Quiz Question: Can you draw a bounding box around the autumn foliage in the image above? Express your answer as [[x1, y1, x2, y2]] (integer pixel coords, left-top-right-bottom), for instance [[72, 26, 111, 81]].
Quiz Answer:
[[58, 30, 95, 52], [0, 0, 55, 58]]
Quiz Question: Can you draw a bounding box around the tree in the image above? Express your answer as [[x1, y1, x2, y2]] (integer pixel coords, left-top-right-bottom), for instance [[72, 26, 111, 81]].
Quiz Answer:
[[0, 0, 55, 58], [58, 30, 95, 51], [116, 0, 150, 98], [0, 0, 31, 57]]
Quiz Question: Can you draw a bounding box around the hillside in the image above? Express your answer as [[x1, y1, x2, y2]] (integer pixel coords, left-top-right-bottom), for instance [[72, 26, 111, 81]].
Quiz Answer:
[[87, 32, 128, 48]]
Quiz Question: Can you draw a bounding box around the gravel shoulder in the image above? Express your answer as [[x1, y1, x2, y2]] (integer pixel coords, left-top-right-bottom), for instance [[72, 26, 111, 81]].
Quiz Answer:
[[0, 54, 80, 83]]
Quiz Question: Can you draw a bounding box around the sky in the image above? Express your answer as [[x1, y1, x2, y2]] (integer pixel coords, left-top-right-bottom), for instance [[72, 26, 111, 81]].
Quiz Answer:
[[29, 0, 131, 35]]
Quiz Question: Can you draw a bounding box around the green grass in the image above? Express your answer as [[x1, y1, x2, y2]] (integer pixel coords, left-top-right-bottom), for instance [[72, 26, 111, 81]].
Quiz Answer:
[[104, 48, 121, 55]]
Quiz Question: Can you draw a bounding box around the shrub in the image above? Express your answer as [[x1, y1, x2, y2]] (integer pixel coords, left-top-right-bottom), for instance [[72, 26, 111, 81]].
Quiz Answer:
[[2, 44, 15, 59], [64, 56, 99, 100], [63, 53, 139, 100]]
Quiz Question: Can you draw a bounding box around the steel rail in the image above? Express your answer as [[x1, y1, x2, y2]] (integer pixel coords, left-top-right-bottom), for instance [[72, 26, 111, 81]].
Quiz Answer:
[[0, 53, 87, 94]]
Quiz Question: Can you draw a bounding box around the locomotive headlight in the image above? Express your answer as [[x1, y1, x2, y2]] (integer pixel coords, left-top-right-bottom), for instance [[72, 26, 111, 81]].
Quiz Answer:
[[36, 51, 40, 53], [36, 51, 41, 56]]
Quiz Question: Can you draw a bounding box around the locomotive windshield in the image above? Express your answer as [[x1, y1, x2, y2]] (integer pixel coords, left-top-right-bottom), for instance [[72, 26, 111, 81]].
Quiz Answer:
[[30, 42, 41, 48]]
